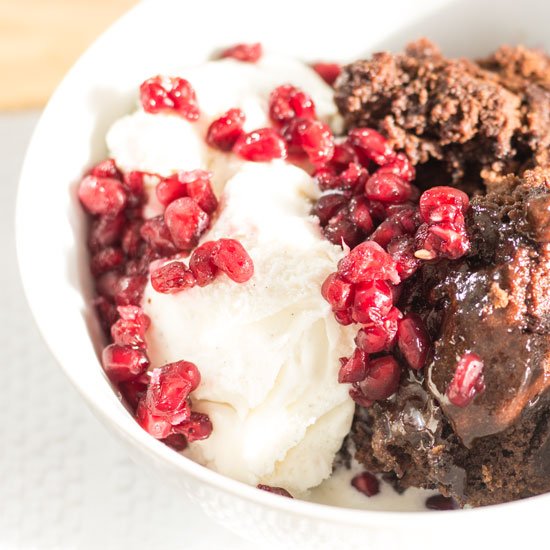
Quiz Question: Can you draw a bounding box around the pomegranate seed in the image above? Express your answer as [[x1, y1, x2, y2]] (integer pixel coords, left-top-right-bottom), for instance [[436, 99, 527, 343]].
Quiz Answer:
[[78, 175, 127, 216], [189, 241, 219, 286], [311, 62, 342, 86], [349, 127, 395, 166], [206, 108, 245, 151], [313, 166, 337, 192], [323, 211, 363, 248], [355, 307, 402, 354], [88, 214, 125, 252], [121, 220, 143, 257], [123, 171, 146, 202], [330, 141, 359, 172], [348, 196, 374, 234], [172, 412, 213, 442], [282, 118, 334, 166], [94, 296, 118, 332], [349, 386, 373, 408], [90, 158, 121, 180], [377, 152, 415, 182], [220, 42, 262, 62], [111, 306, 150, 348], [397, 314, 431, 370], [337, 241, 400, 285], [136, 400, 172, 439], [233, 128, 287, 161], [156, 174, 187, 206], [211, 239, 254, 283], [312, 193, 347, 225], [119, 375, 148, 410], [161, 433, 188, 451], [365, 172, 412, 204], [145, 362, 198, 423], [369, 218, 406, 248], [351, 472, 380, 497], [446, 352, 485, 407], [355, 355, 401, 401], [180, 170, 218, 214], [140, 216, 178, 256], [257, 485, 293, 498], [352, 280, 393, 323], [338, 348, 368, 383], [140, 76, 199, 121], [151, 261, 196, 294], [268, 85, 316, 125], [387, 236, 421, 280], [91, 247, 124, 276], [334, 309, 354, 326], [164, 197, 209, 251], [419, 186, 469, 224], [336, 162, 369, 191], [321, 273, 353, 311], [415, 222, 470, 261], [114, 274, 147, 306], [386, 204, 422, 234], [425, 495, 458, 511], [102, 344, 149, 382]]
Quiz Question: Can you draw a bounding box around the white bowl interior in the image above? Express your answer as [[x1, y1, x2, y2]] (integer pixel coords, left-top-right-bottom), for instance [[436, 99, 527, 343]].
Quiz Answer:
[[16, 0, 550, 547]]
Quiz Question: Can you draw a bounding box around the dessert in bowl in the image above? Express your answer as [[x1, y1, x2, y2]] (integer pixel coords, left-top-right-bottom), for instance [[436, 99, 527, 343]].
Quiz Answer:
[[16, 1, 544, 544]]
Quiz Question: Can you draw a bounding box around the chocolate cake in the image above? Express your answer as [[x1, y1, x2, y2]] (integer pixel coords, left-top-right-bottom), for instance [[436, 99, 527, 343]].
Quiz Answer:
[[336, 41, 550, 507]]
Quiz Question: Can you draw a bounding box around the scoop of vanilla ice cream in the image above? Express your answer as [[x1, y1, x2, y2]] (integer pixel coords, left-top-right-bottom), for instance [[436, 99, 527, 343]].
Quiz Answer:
[[106, 55, 340, 200], [142, 163, 355, 494]]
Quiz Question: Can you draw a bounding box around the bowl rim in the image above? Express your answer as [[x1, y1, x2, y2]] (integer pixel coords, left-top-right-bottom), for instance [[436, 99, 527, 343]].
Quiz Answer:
[[15, 0, 550, 528]]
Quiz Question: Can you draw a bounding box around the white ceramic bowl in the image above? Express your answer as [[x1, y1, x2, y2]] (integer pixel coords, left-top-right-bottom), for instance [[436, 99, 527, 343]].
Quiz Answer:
[[16, 0, 550, 548]]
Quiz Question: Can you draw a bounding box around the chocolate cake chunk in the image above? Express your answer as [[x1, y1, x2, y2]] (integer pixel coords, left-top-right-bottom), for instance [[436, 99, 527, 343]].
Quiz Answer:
[[352, 167, 550, 507], [335, 39, 550, 188]]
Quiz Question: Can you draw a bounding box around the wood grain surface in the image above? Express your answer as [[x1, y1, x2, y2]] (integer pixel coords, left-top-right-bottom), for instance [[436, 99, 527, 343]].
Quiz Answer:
[[0, 0, 138, 110]]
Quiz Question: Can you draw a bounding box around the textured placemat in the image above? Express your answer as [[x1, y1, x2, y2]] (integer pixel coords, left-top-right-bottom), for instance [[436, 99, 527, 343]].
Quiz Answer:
[[0, 111, 256, 549]]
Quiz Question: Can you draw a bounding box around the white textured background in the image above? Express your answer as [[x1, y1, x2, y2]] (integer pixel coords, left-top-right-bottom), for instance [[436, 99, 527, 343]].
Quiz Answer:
[[0, 112, 256, 550]]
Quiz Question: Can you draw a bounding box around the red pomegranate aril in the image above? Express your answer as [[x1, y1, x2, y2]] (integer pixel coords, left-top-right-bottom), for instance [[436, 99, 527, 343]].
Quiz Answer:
[[349, 386, 374, 408], [446, 352, 485, 407], [330, 141, 359, 172], [419, 186, 469, 224], [338, 348, 368, 383], [369, 217, 405, 248], [211, 238, 254, 283], [90, 158, 121, 180], [78, 175, 127, 216], [337, 241, 400, 285], [351, 472, 380, 497], [119, 375, 148, 411], [282, 118, 334, 166], [387, 236, 421, 280], [352, 280, 394, 324], [102, 344, 149, 382], [180, 170, 218, 214], [123, 170, 146, 200], [314, 166, 338, 191], [257, 485, 293, 498], [173, 412, 213, 442], [321, 273, 353, 311], [189, 241, 219, 286], [137, 400, 172, 439], [233, 128, 287, 161], [88, 213, 125, 252], [311, 62, 342, 86], [161, 433, 188, 451], [397, 313, 431, 370], [355, 355, 401, 401], [348, 196, 374, 233], [312, 193, 348, 225], [94, 296, 118, 332], [164, 197, 209, 251], [355, 307, 402, 354], [111, 305, 150, 347], [386, 204, 422, 234], [334, 308, 354, 326], [377, 152, 415, 182], [428, 222, 470, 260], [365, 172, 412, 204], [140, 76, 199, 121], [151, 261, 196, 294], [323, 211, 363, 248], [336, 162, 369, 191], [268, 85, 316, 125], [220, 42, 262, 62], [206, 108, 246, 151], [91, 247, 124, 276], [425, 495, 458, 511], [115, 274, 147, 306], [140, 216, 178, 256], [156, 174, 187, 206], [119, 220, 141, 257], [349, 127, 395, 166]]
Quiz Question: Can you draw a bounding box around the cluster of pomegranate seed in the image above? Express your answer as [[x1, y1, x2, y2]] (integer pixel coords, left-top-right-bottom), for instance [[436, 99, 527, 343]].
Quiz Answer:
[[150, 238, 254, 294], [140, 76, 200, 121], [314, 129, 474, 407], [351, 471, 380, 497]]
